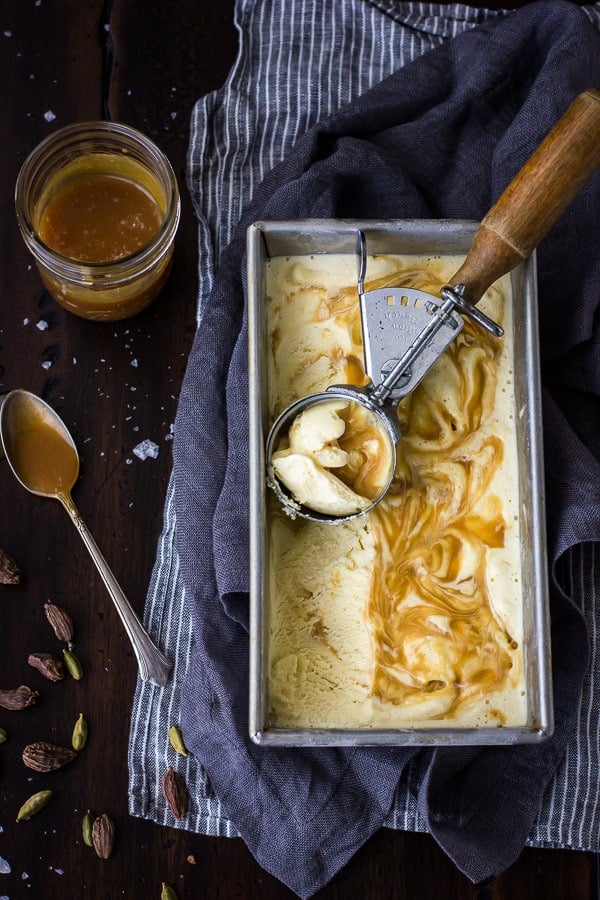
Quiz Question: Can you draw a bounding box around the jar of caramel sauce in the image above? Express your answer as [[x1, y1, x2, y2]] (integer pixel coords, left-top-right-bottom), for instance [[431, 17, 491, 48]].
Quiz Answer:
[[15, 122, 180, 321]]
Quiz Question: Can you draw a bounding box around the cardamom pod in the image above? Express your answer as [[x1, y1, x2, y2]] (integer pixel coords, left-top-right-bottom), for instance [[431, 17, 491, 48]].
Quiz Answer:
[[43, 601, 74, 643], [161, 884, 178, 900], [63, 649, 83, 680], [91, 813, 116, 859], [0, 685, 39, 710], [161, 766, 189, 820], [22, 741, 77, 772], [72, 713, 88, 750], [27, 652, 64, 682], [0, 727, 7, 743], [0, 548, 21, 585], [168, 724, 188, 757], [16, 789, 53, 822], [82, 809, 94, 847]]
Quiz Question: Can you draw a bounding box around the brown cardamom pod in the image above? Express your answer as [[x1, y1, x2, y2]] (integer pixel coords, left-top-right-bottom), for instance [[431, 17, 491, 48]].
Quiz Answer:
[[27, 652, 64, 682], [0, 548, 21, 585], [22, 741, 77, 772], [43, 601, 74, 643], [91, 813, 116, 859], [161, 765, 189, 820], [0, 685, 39, 710]]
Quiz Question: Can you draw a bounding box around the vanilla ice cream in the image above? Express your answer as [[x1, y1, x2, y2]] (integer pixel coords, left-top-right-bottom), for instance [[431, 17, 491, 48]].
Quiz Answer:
[[265, 251, 525, 730]]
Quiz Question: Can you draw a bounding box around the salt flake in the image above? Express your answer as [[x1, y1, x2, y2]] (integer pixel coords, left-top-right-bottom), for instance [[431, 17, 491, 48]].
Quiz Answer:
[[43, 110, 56, 122], [132, 439, 159, 461], [36, 319, 48, 330], [0, 856, 11, 874], [41, 360, 52, 370]]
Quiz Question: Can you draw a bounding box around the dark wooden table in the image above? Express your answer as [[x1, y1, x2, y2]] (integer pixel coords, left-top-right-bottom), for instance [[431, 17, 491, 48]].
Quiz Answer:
[[0, 2, 597, 898]]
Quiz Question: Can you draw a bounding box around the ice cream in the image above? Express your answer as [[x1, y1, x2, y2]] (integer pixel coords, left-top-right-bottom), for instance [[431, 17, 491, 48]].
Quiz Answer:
[[265, 252, 525, 729], [270, 398, 394, 516]]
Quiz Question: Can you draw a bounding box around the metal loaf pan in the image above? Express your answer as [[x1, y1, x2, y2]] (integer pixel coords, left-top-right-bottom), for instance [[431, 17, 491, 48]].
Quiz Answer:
[[247, 218, 553, 747]]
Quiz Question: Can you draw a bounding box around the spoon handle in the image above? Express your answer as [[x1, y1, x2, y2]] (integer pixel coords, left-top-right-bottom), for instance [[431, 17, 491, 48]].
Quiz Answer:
[[59, 492, 172, 686]]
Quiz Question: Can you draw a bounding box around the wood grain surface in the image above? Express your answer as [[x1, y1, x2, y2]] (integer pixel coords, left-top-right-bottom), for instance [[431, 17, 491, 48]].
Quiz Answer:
[[0, 2, 597, 898]]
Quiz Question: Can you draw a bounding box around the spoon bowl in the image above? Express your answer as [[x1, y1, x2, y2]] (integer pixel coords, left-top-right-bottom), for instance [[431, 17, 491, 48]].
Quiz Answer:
[[0, 389, 172, 686]]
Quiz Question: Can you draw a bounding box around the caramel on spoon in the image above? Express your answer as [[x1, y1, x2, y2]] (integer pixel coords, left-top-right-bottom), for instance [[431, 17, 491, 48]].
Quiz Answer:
[[0, 389, 171, 686]]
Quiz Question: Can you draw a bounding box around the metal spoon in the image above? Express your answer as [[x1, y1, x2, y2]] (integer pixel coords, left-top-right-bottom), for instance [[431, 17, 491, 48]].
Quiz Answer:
[[0, 388, 172, 686]]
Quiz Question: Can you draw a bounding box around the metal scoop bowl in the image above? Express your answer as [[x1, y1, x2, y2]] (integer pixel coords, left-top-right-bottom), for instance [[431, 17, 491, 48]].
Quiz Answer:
[[266, 385, 401, 524], [266, 88, 600, 523]]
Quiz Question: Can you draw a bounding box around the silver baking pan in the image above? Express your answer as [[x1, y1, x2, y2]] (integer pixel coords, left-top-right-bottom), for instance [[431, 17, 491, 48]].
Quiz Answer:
[[247, 218, 552, 746]]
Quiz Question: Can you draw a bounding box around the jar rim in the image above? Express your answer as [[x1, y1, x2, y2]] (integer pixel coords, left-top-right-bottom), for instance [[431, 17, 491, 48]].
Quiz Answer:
[[15, 120, 181, 283]]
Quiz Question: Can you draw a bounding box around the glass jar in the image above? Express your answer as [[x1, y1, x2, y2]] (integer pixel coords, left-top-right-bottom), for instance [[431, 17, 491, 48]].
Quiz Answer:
[[15, 121, 180, 321]]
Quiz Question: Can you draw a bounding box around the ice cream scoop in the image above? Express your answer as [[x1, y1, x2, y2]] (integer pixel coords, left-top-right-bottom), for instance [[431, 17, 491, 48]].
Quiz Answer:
[[266, 89, 600, 523]]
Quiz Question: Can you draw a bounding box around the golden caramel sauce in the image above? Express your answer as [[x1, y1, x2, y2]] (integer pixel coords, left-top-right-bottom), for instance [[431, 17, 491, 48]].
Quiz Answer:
[[266, 253, 523, 728], [335, 402, 392, 500], [4, 396, 78, 495], [38, 173, 163, 264]]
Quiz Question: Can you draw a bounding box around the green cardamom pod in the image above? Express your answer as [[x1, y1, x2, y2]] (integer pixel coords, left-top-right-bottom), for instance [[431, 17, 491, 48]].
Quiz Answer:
[[0, 727, 7, 744], [168, 724, 188, 757], [82, 809, 94, 847], [72, 713, 88, 750], [16, 789, 53, 822], [161, 884, 178, 900], [63, 649, 83, 680]]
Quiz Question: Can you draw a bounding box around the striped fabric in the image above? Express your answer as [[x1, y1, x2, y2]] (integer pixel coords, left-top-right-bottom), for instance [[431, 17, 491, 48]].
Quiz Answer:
[[128, 0, 600, 852]]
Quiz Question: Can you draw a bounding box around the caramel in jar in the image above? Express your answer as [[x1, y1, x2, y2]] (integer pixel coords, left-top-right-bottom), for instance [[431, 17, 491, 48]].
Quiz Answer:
[[15, 122, 180, 321]]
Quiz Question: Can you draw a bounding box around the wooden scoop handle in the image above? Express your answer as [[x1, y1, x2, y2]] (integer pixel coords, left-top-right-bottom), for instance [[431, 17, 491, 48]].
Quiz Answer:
[[449, 89, 600, 302]]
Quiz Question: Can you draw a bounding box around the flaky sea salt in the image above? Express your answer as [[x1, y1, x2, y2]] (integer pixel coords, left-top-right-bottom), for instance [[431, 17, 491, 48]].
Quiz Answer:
[[43, 110, 56, 122], [41, 360, 52, 370], [0, 856, 11, 874], [132, 439, 159, 460], [36, 319, 48, 330]]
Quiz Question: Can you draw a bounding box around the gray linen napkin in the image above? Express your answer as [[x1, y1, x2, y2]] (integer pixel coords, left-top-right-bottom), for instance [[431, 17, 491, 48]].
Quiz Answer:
[[129, 1, 600, 895]]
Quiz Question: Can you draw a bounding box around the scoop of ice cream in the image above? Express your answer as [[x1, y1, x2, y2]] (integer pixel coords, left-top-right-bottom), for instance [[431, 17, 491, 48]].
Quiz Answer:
[[272, 399, 381, 516], [272, 452, 371, 516], [288, 400, 350, 466]]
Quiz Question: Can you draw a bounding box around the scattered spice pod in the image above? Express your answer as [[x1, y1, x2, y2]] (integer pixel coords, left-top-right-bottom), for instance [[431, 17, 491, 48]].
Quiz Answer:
[[27, 652, 64, 682], [0, 726, 7, 744], [161, 766, 189, 820], [0, 548, 21, 585], [168, 724, 188, 757], [82, 809, 95, 847], [71, 712, 88, 750], [43, 601, 74, 643], [161, 883, 178, 900], [0, 685, 39, 710], [62, 648, 83, 680], [91, 813, 116, 859], [22, 741, 77, 773], [16, 789, 53, 822]]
